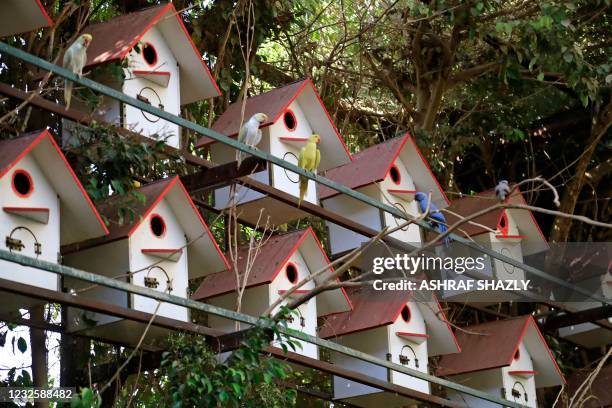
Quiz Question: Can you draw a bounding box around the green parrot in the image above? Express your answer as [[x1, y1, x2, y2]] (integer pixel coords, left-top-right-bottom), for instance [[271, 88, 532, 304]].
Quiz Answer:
[[297, 134, 321, 207]]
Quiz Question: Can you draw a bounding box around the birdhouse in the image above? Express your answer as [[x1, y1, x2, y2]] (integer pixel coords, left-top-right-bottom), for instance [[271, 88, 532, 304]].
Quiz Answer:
[[319, 133, 449, 257], [436, 189, 548, 303], [437, 315, 565, 408], [63, 176, 229, 345], [192, 227, 353, 359], [195, 79, 352, 226], [0, 129, 108, 312], [63, 3, 220, 149], [0, 0, 53, 37], [556, 245, 612, 348], [318, 287, 460, 406]]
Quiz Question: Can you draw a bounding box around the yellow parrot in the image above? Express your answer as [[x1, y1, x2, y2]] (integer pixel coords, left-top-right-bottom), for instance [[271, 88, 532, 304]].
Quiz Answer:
[[297, 134, 321, 207]]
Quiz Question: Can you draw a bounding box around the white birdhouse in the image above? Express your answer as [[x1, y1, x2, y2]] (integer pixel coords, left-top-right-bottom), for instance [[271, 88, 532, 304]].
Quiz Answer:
[[0, 0, 53, 37], [0, 129, 108, 312], [193, 227, 353, 359], [195, 79, 352, 226], [437, 315, 565, 408], [63, 3, 220, 149], [319, 133, 449, 257], [318, 287, 460, 406], [436, 189, 549, 303], [63, 176, 229, 345]]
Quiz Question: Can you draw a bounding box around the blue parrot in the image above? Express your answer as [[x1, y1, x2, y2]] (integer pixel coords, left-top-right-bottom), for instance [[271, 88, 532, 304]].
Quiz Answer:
[[414, 192, 451, 245]]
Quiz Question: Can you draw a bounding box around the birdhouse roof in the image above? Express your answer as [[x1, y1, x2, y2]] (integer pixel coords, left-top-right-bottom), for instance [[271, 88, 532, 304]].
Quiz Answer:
[[0, 0, 53, 37], [82, 3, 220, 104], [318, 286, 460, 356], [63, 176, 229, 277], [438, 188, 548, 255], [192, 227, 353, 316], [436, 315, 565, 387], [0, 129, 108, 244], [318, 133, 449, 208], [195, 79, 352, 171]]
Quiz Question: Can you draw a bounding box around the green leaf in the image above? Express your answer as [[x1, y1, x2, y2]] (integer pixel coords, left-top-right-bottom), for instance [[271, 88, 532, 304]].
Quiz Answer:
[[537, 72, 545, 81], [17, 337, 27, 353]]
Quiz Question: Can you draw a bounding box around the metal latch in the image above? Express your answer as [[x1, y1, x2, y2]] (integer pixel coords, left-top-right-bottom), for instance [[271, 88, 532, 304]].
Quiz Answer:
[[144, 276, 159, 289]]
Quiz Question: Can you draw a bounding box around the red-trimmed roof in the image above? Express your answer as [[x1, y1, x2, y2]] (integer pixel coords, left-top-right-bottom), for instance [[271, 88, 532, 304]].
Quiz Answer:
[[318, 287, 408, 338], [82, 3, 220, 103], [84, 5, 165, 67], [318, 136, 404, 200], [0, 129, 108, 242], [0, 0, 54, 37], [318, 133, 449, 206], [437, 187, 548, 255], [195, 78, 352, 171], [63, 175, 230, 275], [200, 80, 307, 142], [192, 229, 308, 300], [436, 315, 565, 386]]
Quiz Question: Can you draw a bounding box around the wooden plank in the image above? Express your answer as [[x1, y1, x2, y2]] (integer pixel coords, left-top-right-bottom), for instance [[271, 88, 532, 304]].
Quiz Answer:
[[543, 305, 612, 331], [180, 157, 267, 194]]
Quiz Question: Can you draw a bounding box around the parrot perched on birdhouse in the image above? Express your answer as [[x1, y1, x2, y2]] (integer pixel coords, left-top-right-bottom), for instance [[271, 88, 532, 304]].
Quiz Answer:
[[236, 112, 268, 166], [62, 33, 93, 110], [415, 191, 450, 244], [297, 134, 321, 207]]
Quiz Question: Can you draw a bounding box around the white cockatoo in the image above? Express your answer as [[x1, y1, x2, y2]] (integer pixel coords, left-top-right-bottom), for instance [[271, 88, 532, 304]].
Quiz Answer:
[[236, 112, 268, 166], [63, 33, 93, 110]]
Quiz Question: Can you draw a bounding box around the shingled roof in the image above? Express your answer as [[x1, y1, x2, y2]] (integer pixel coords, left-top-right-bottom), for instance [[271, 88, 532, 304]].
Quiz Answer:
[[192, 227, 352, 316], [82, 3, 220, 103], [319, 286, 460, 356], [318, 133, 449, 207], [436, 315, 565, 387]]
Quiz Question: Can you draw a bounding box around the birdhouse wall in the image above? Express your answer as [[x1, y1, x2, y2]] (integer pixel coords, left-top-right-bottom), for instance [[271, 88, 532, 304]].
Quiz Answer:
[[268, 101, 317, 204], [379, 157, 423, 244], [446, 369, 505, 408], [212, 129, 271, 210], [387, 303, 430, 394], [489, 229, 526, 282], [322, 184, 384, 256], [64, 239, 130, 332], [0, 154, 60, 292], [330, 326, 390, 400], [206, 284, 270, 332], [501, 342, 537, 407], [268, 249, 318, 359], [129, 198, 189, 322], [122, 26, 181, 148]]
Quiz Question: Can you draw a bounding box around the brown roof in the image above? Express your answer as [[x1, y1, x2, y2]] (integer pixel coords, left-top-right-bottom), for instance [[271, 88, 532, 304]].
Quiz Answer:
[[196, 80, 307, 146], [84, 5, 167, 68], [318, 135, 404, 199], [192, 229, 308, 300], [95, 177, 175, 243], [0, 130, 42, 174], [318, 286, 408, 338], [436, 316, 529, 377], [438, 190, 502, 238], [436, 315, 565, 387]]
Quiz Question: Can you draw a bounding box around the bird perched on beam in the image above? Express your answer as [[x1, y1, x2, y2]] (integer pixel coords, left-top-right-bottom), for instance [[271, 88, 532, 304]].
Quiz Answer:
[[236, 112, 268, 166], [415, 191, 450, 245], [495, 180, 511, 202], [63, 34, 93, 110], [297, 134, 321, 207]]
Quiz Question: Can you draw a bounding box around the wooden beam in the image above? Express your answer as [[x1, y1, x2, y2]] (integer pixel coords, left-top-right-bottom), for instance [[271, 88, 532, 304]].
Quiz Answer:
[[544, 305, 612, 331], [180, 157, 267, 194], [0, 277, 223, 338]]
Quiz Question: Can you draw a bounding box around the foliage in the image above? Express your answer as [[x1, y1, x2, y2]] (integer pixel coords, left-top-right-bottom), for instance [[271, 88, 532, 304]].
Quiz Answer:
[[156, 309, 299, 407]]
